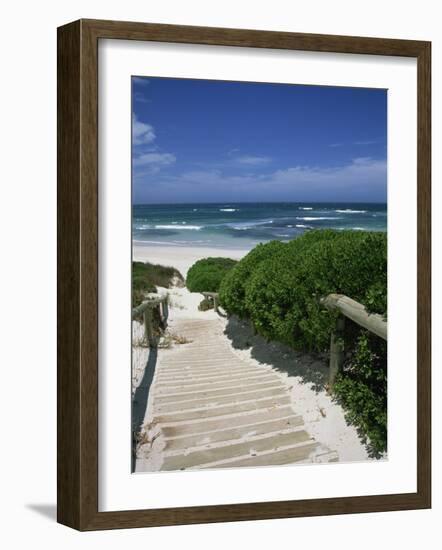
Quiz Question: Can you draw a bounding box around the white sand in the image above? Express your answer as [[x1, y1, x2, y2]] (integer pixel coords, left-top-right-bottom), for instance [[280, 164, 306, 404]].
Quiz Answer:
[[132, 244, 375, 466]]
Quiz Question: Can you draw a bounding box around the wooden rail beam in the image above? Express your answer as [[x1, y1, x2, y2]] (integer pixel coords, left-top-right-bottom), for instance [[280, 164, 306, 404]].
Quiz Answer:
[[321, 293, 387, 387], [321, 293, 387, 340], [202, 292, 220, 313], [132, 293, 169, 347]]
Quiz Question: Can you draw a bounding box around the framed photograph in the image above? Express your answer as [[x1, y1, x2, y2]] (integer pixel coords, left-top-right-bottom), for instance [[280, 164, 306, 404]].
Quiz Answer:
[[57, 19, 431, 530]]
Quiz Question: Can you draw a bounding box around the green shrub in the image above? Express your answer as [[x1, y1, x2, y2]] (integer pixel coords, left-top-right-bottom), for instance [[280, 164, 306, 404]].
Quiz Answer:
[[186, 257, 238, 293], [333, 332, 387, 456], [132, 261, 184, 308], [219, 240, 287, 317], [242, 230, 386, 351], [132, 288, 151, 309], [133, 261, 184, 290], [198, 297, 213, 311]]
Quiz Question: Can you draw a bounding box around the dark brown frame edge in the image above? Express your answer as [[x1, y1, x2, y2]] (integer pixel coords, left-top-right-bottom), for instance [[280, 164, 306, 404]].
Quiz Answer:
[[57, 18, 431, 531]]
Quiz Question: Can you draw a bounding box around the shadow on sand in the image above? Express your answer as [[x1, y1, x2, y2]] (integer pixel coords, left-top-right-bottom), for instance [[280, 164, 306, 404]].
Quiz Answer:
[[224, 315, 329, 393], [131, 347, 158, 471]]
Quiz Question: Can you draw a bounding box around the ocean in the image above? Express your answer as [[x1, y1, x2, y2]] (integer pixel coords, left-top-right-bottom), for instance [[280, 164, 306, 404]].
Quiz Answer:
[[133, 202, 387, 250]]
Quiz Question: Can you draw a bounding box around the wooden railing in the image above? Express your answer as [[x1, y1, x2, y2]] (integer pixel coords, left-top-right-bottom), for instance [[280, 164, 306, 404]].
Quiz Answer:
[[132, 293, 169, 348], [321, 293, 387, 386], [201, 292, 220, 313]]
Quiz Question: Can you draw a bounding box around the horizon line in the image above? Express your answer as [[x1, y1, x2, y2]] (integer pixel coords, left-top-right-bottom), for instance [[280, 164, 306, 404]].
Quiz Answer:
[[133, 200, 387, 206]]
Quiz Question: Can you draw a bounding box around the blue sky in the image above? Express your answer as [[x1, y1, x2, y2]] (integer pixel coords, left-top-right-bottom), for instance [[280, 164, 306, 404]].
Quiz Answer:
[[132, 77, 387, 204]]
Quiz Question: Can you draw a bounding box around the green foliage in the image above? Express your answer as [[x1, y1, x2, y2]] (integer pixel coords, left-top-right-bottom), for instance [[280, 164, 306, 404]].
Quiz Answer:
[[132, 261, 184, 308], [133, 261, 184, 290], [186, 257, 238, 293], [219, 240, 287, 317], [333, 332, 387, 456], [219, 229, 387, 453], [198, 297, 213, 311], [239, 230, 386, 351], [364, 281, 388, 317], [132, 288, 150, 309]]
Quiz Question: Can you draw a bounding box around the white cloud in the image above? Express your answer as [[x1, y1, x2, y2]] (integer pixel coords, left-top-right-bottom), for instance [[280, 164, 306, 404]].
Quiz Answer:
[[268, 157, 386, 191], [133, 152, 176, 168], [145, 157, 386, 202], [134, 92, 150, 104], [132, 115, 156, 145], [132, 76, 150, 86], [354, 139, 379, 145], [236, 155, 272, 165]]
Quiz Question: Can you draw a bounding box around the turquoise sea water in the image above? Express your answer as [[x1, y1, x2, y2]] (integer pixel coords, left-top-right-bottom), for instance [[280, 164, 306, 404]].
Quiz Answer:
[[133, 202, 387, 250]]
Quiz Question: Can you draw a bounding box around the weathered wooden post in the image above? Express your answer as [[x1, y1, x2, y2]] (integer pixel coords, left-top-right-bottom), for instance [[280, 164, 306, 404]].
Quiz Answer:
[[162, 296, 169, 322], [319, 292, 387, 388], [143, 306, 155, 347], [213, 293, 219, 313], [329, 315, 345, 387]]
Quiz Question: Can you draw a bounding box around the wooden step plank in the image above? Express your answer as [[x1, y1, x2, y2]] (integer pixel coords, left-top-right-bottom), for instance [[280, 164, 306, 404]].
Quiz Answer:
[[154, 374, 279, 395], [154, 381, 283, 403], [154, 386, 288, 413], [164, 416, 303, 451], [201, 442, 319, 469], [156, 366, 269, 379], [155, 369, 274, 386], [161, 407, 296, 437], [154, 396, 290, 423], [160, 356, 239, 365], [161, 430, 312, 471]]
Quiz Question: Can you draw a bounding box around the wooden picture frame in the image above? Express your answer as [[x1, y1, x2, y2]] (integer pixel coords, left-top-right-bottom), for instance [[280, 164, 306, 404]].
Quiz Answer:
[[57, 18, 431, 531]]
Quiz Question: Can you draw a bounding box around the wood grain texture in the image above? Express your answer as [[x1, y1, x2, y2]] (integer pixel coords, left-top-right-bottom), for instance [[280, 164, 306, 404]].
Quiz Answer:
[[57, 20, 81, 529], [57, 19, 431, 531], [416, 41, 431, 508]]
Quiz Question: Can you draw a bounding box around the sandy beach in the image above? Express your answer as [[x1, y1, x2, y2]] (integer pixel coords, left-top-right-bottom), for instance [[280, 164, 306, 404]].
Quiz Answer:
[[132, 243, 373, 471]]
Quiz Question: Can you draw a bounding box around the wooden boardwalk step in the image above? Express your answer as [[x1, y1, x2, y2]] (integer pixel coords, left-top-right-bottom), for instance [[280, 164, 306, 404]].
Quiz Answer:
[[156, 367, 269, 379], [154, 374, 280, 395], [164, 416, 304, 451], [200, 442, 319, 469], [154, 386, 288, 413], [153, 381, 283, 403], [155, 369, 274, 385], [154, 395, 290, 423], [161, 430, 312, 470], [160, 406, 296, 437]]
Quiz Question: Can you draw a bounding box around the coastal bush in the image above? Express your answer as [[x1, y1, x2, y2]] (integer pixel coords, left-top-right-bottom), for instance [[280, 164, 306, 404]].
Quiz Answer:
[[186, 257, 238, 293], [242, 230, 386, 350], [219, 240, 287, 317], [133, 261, 184, 290], [333, 331, 387, 456], [132, 261, 184, 308]]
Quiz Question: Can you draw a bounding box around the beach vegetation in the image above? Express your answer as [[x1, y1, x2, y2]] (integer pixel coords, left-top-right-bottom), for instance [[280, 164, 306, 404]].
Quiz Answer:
[[334, 331, 387, 456], [219, 240, 287, 317], [198, 297, 213, 311], [132, 261, 184, 308], [186, 257, 238, 293]]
